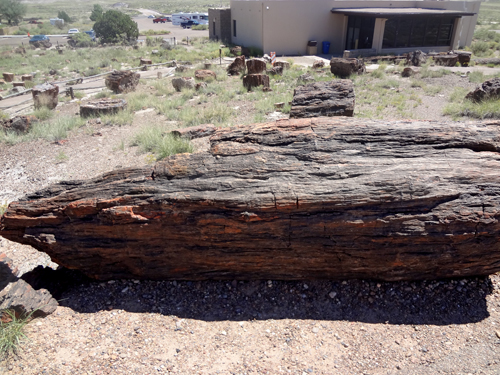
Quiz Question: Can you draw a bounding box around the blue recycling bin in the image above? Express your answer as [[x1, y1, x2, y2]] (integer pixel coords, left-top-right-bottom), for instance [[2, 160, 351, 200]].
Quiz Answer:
[[322, 41, 331, 54]]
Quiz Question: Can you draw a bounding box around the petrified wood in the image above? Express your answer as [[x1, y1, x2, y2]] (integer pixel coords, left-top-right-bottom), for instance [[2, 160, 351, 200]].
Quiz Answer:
[[3, 118, 500, 281]]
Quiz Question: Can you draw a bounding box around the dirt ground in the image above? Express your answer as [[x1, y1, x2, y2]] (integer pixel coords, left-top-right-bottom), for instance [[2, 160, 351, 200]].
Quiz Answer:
[[2, 60, 500, 374]]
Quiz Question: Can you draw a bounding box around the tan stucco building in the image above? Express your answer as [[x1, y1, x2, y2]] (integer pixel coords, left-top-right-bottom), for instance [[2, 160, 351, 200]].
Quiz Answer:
[[226, 0, 481, 56]]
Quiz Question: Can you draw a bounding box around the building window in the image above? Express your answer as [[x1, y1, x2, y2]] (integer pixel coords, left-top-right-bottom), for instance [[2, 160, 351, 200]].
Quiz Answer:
[[233, 20, 236, 38], [382, 16, 456, 49], [345, 16, 375, 50]]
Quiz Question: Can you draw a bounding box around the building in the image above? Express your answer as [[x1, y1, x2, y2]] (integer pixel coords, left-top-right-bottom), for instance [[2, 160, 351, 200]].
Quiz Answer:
[[223, 0, 481, 56]]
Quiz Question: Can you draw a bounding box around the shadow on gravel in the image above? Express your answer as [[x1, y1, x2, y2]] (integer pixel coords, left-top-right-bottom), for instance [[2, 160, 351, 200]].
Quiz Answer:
[[23, 266, 493, 325]]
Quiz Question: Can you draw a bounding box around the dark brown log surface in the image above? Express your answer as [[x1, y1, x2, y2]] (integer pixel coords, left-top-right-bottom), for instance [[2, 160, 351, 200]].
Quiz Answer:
[[3, 117, 500, 281]]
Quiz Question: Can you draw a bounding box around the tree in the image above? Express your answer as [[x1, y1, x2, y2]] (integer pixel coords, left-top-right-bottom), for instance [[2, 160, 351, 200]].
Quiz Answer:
[[89, 4, 103, 22], [57, 10, 71, 23], [0, 0, 27, 25], [93, 10, 138, 44]]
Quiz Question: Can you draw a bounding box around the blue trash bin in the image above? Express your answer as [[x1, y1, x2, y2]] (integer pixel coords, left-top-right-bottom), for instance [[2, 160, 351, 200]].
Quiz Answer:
[[322, 41, 331, 54]]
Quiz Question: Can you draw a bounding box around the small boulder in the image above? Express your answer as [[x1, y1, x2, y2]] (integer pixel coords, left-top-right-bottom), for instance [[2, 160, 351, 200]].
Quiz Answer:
[[330, 58, 365, 78], [195, 70, 217, 81], [465, 77, 500, 103], [172, 77, 195, 91], [227, 55, 246, 76]]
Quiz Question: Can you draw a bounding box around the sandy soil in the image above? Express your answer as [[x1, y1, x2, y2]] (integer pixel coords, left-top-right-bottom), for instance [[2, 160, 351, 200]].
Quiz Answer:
[[2, 64, 500, 374]]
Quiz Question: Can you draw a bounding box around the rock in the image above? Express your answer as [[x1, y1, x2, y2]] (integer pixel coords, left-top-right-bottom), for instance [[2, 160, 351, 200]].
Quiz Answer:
[[105, 70, 140, 94], [1, 115, 38, 133], [433, 54, 458, 67], [3, 72, 14, 82], [289, 79, 354, 118], [330, 58, 365, 78], [312, 60, 325, 69], [267, 66, 283, 76], [4, 118, 500, 281], [230, 46, 242, 56], [227, 56, 246, 76], [0, 253, 18, 290], [195, 69, 217, 81], [32, 83, 59, 110], [140, 58, 152, 65], [402, 67, 415, 78], [0, 279, 58, 318], [246, 58, 267, 74], [455, 51, 472, 67], [407, 50, 427, 67], [170, 124, 216, 139], [274, 61, 290, 70], [242, 74, 270, 91], [80, 99, 127, 117], [172, 77, 195, 91], [297, 73, 315, 84], [465, 77, 500, 103], [21, 74, 33, 81], [195, 82, 207, 91]]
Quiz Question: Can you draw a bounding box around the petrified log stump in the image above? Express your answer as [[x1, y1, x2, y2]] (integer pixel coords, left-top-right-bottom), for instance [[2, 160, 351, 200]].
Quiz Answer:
[[243, 74, 269, 91], [330, 57, 365, 78], [4, 118, 500, 282], [465, 77, 500, 103], [3, 72, 14, 82], [246, 58, 267, 74], [289, 80, 354, 118], [79, 99, 127, 117], [105, 70, 140, 94], [227, 55, 246, 76], [32, 83, 59, 110]]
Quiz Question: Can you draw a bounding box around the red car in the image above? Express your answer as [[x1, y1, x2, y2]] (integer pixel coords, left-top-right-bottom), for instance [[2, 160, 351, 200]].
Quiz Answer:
[[153, 17, 166, 23]]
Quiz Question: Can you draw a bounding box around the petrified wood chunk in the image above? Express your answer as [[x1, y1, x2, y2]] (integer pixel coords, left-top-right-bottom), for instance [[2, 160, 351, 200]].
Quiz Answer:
[[105, 70, 140, 94], [227, 55, 246, 76], [32, 83, 59, 110], [465, 77, 500, 103], [289, 80, 354, 118], [246, 58, 267, 74], [243, 74, 269, 91], [80, 99, 127, 117], [330, 58, 365, 78], [4, 118, 500, 282]]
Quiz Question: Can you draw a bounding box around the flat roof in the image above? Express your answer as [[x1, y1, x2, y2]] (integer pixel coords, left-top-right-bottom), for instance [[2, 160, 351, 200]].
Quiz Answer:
[[331, 7, 476, 17]]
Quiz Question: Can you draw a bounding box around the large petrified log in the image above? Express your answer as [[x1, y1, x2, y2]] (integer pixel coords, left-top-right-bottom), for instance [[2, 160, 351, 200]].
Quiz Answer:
[[3, 118, 500, 281]]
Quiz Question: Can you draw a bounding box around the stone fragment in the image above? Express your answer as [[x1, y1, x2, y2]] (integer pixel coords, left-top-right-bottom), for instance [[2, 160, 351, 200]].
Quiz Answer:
[[402, 67, 415, 78], [0, 279, 58, 318], [80, 99, 127, 117], [170, 124, 216, 139], [465, 77, 500, 103], [172, 77, 195, 91], [330, 58, 365, 78], [32, 83, 59, 110], [406, 50, 427, 67], [289, 79, 354, 118], [3, 72, 14, 82], [105, 70, 140, 94], [242, 74, 270, 91], [246, 58, 267, 74], [227, 56, 246, 76], [195, 70, 217, 80]]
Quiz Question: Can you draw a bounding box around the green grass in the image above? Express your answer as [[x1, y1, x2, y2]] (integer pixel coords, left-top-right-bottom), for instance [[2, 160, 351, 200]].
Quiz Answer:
[[0, 310, 34, 359]]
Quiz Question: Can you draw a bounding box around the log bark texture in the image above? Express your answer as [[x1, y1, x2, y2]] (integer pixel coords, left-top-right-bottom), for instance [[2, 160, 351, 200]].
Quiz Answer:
[[3, 118, 500, 281]]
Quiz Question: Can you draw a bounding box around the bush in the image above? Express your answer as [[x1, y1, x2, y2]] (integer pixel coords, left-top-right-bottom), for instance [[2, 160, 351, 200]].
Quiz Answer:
[[93, 10, 138, 44]]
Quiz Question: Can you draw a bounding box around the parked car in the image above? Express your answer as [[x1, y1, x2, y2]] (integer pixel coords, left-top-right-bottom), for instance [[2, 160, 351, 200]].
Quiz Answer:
[[68, 28, 80, 34], [180, 20, 199, 29], [29, 35, 50, 44], [153, 17, 166, 23]]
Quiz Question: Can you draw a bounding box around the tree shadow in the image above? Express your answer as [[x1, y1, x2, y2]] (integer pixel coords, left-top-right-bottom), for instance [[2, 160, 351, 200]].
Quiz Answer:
[[22, 266, 493, 325]]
